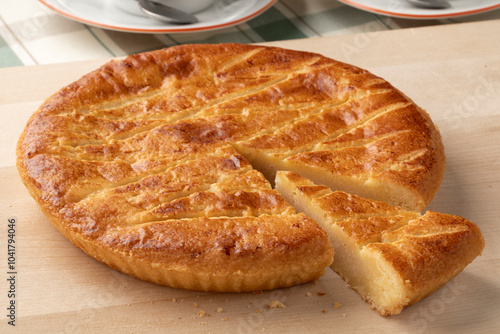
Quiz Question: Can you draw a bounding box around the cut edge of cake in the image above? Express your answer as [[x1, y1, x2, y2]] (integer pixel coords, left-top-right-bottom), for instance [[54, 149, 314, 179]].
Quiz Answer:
[[235, 143, 432, 212]]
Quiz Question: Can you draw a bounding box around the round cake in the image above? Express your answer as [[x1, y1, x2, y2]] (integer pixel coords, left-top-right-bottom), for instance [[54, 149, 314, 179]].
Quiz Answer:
[[16, 43, 445, 292]]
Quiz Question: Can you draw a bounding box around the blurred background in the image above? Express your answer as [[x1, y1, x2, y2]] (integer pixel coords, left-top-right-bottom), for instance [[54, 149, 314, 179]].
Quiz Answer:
[[2, 0, 500, 68]]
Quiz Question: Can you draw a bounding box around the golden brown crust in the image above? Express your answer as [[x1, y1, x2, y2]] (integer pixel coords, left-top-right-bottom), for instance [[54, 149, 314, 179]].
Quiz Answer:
[[371, 211, 485, 303], [17, 43, 446, 292]]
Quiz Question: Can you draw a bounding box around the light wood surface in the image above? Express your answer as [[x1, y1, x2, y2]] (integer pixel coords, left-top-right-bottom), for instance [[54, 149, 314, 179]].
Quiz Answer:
[[1, 20, 499, 333]]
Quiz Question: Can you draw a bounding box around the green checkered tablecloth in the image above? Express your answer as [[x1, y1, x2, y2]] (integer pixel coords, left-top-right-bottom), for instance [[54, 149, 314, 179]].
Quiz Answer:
[[1, 0, 500, 68]]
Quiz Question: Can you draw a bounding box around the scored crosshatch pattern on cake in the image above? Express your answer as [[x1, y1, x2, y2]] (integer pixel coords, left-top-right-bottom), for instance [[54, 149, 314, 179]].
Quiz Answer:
[[16, 43, 451, 295]]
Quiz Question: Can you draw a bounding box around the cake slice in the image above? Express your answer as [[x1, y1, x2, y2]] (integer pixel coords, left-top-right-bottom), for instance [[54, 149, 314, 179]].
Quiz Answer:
[[275, 171, 485, 315]]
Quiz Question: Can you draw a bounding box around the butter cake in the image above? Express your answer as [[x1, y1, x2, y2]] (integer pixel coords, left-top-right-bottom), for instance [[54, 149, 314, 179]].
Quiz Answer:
[[17, 43, 448, 293]]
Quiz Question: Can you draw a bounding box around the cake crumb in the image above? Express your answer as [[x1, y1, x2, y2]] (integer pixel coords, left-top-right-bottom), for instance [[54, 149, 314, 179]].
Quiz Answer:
[[255, 309, 262, 313], [197, 310, 206, 317], [341, 313, 347, 318], [222, 317, 229, 321], [193, 303, 198, 308], [333, 302, 342, 309], [317, 292, 326, 297], [216, 307, 223, 313], [305, 292, 312, 297], [269, 300, 286, 309], [321, 310, 326, 313], [172, 298, 177, 302]]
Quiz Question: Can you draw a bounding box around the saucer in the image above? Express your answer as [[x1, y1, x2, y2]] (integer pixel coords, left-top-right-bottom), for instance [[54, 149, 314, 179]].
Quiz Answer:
[[337, 0, 500, 19], [39, 0, 277, 33]]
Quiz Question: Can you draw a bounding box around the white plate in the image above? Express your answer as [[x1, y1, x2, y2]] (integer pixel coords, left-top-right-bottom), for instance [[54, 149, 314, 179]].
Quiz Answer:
[[39, 0, 277, 33], [337, 0, 500, 19]]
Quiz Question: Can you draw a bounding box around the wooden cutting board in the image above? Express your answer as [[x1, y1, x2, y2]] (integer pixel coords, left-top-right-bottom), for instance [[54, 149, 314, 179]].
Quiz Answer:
[[1, 19, 499, 333]]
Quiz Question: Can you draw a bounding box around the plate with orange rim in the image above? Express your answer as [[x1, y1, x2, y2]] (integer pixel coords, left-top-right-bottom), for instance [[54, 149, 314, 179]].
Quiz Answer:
[[337, 0, 500, 19], [39, 0, 276, 33]]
